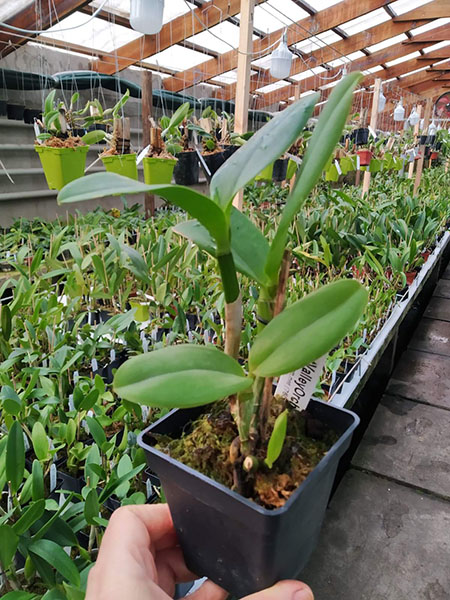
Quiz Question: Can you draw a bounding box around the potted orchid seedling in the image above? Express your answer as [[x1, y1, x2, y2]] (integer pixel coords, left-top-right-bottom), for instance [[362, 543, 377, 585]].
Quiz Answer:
[[57, 73, 366, 598]]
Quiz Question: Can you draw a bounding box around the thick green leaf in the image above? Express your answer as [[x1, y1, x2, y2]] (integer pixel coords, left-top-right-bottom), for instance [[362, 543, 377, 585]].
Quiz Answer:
[[114, 345, 253, 408], [265, 73, 362, 285], [58, 172, 151, 205], [6, 420, 25, 494], [174, 208, 270, 285], [81, 130, 105, 145], [84, 488, 100, 526], [210, 93, 318, 208], [115, 454, 133, 498], [0, 524, 19, 569], [1, 304, 11, 341], [249, 279, 368, 377], [29, 539, 80, 587], [2, 593, 38, 600], [85, 416, 106, 449], [84, 444, 101, 489], [32, 459, 45, 501], [32, 421, 49, 462], [265, 409, 288, 469], [13, 499, 45, 535], [1, 385, 22, 416]]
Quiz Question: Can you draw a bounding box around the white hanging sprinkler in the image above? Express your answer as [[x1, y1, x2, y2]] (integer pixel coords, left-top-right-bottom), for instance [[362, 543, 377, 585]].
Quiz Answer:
[[270, 30, 294, 80], [130, 0, 165, 35]]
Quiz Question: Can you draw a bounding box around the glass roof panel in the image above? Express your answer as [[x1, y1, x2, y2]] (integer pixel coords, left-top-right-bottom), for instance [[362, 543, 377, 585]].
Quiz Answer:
[[388, 0, 434, 17], [366, 34, 408, 54], [365, 65, 384, 74], [306, 0, 343, 10], [252, 54, 272, 69], [386, 51, 421, 67], [339, 8, 390, 36], [294, 30, 342, 54], [0, 0, 32, 22], [411, 18, 450, 36], [327, 51, 365, 68], [44, 12, 143, 52], [290, 66, 327, 81], [256, 80, 291, 94], [28, 41, 96, 60], [249, 0, 309, 34], [187, 21, 257, 54], [144, 44, 212, 71], [399, 65, 429, 78], [89, 0, 196, 22], [423, 40, 450, 53], [211, 69, 257, 84]]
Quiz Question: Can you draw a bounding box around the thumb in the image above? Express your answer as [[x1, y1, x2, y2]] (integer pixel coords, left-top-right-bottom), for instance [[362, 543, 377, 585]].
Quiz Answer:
[[241, 580, 314, 600]]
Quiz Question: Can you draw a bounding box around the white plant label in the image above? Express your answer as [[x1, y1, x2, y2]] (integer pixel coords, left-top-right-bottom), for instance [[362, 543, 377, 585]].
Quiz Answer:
[[23, 432, 30, 451], [68, 394, 75, 411], [137, 144, 150, 165], [141, 405, 149, 422], [146, 479, 153, 499], [356, 155, 361, 170], [368, 126, 377, 139], [275, 355, 327, 411], [50, 463, 57, 492], [334, 159, 342, 175]]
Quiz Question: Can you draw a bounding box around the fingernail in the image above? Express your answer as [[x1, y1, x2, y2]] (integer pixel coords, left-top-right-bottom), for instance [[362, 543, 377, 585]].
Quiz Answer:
[[293, 588, 310, 600]]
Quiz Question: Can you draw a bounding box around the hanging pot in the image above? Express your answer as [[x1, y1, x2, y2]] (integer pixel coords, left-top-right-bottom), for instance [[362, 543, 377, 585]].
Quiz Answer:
[[7, 103, 25, 120], [101, 154, 138, 180], [356, 149, 372, 166], [351, 128, 369, 145], [35, 145, 89, 190], [23, 109, 42, 124], [286, 158, 298, 180], [0, 100, 6, 116], [143, 157, 177, 185], [255, 162, 274, 182], [173, 151, 199, 186], [273, 158, 288, 182], [138, 400, 359, 598], [201, 151, 226, 178]]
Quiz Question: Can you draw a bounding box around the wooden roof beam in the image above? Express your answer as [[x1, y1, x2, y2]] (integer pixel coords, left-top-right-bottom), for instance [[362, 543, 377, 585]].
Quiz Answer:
[[163, 0, 394, 92], [93, 0, 266, 74], [403, 23, 450, 43], [0, 0, 92, 57]]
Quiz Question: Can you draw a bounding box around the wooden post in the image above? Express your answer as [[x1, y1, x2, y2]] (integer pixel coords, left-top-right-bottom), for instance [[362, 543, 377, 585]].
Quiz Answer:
[[362, 78, 381, 197], [408, 104, 422, 179], [233, 0, 255, 210], [414, 98, 433, 197], [142, 70, 154, 217]]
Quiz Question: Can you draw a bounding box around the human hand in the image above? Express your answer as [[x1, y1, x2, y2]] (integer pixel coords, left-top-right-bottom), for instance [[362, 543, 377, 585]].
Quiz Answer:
[[86, 504, 314, 600]]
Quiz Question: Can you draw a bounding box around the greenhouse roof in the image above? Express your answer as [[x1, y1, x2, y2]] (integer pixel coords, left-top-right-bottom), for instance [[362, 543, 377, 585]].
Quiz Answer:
[[0, 0, 449, 108]]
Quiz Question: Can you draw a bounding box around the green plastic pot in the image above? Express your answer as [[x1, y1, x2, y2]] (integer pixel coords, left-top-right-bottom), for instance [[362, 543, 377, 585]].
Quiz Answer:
[[143, 157, 177, 185], [286, 158, 297, 180], [254, 162, 274, 182], [35, 145, 89, 190], [129, 300, 150, 322], [101, 154, 138, 180]]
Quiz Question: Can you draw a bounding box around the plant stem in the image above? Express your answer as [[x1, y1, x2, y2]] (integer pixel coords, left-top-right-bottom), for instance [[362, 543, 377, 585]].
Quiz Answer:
[[217, 252, 241, 359]]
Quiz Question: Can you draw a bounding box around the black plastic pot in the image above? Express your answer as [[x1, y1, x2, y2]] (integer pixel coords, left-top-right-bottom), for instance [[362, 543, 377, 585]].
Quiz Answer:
[[0, 100, 7, 116], [351, 127, 369, 145], [7, 103, 25, 120], [201, 151, 226, 178], [273, 158, 288, 182], [223, 145, 239, 160], [23, 109, 41, 124], [173, 151, 199, 186], [138, 400, 359, 598]]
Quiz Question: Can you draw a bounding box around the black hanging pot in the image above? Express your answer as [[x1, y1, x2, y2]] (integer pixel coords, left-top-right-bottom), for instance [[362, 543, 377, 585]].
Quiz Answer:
[[201, 151, 226, 178], [23, 109, 42, 124], [173, 151, 199, 186], [351, 127, 369, 145], [138, 400, 359, 598], [273, 158, 289, 182], [7, 103, 25, 120], [0, 100, 7, 117]]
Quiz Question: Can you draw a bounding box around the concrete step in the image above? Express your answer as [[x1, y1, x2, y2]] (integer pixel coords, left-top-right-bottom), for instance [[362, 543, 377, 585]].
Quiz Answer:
[[353, 394, 450, 498], [0, 165, 116, 193], [301, 469, 450, 600], [409, 317, 450, 357]]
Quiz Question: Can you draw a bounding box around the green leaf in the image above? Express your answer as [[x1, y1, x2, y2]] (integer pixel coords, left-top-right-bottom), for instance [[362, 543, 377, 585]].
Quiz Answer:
[[249, 279, 368, 377], [32, 459, 45, 501], [6, 420, 25, 494], [1, 305, 11, 341], [0, 524, 19, 569], [114, 345, 253, 408], [58, 173, 151, 204], [1, 385, 22, 416], [2, 593, 38, 600], [84, 488, 100, 526], [115, 454, 133, 498], [13, 499, 45, 535], [81, 130, 106, 145], [84, 445, 101, 489], [29, 539, 80, 587], [265, 409, 288, 469], [210, 93, 318, 208], [265, 73, 362, 285], [44, 90, 56, 115], [85, 416, 107, 449], [32, 421, 49, 462]]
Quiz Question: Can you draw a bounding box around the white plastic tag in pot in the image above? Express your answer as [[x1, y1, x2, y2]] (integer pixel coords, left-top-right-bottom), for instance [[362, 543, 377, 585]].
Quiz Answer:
[[275, 356, 327, 411], [334, 159, 342, 175], [137, 144, 150, 165], [356, 155, 361, 170]]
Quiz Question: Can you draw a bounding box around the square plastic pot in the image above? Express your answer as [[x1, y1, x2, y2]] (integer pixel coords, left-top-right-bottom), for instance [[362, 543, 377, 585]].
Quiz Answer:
[[138, 399, 359, 598], [202, 151, 226, 178], [357, 149, 372, 166], [35, 145, 89, 190], [273, 158, 288, 182], [101, 154, 138, 180], [143, 157, 177, 185], [173, 151, 199, 186], [286, 158, 297, 181]]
